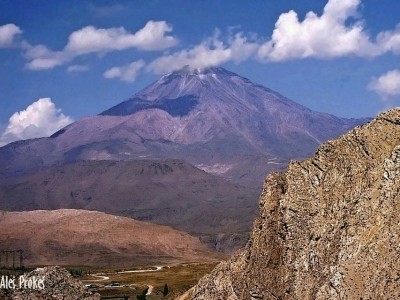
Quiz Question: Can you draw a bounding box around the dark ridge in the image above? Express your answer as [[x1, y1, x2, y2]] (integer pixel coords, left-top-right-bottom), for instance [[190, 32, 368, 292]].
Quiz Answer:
[[50, 128, 66, 138], [100, 95, 199, 117]]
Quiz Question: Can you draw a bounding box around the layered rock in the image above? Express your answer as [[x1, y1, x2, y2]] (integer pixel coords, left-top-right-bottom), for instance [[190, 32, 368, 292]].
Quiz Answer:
[[186, 108, 400, 299]]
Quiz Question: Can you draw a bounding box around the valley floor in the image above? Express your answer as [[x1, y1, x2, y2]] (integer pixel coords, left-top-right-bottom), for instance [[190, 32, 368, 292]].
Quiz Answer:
[[80, 262, 218, 299]]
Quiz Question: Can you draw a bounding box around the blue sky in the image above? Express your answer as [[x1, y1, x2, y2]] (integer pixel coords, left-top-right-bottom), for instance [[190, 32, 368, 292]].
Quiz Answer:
[[0, 0, 399, 145]]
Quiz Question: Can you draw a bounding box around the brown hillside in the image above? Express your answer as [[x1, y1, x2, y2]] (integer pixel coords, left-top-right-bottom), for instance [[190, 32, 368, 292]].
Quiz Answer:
[[0, 209, 221, 268], [0, 159, 259, 252]]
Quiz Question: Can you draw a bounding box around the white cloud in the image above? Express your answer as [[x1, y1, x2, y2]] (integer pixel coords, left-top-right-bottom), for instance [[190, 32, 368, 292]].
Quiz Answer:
[[25, 21, 177, 70], [258, 0, 381, 61], [376, 24, 400, 55], [19, 0, 400, 78], [147, 33, 259, 74], [0, 24, 22, 48], [66, 21, 177, 54], [0, 98, 73, 147], [24, 44, 69, 70], [67, 64, 89, 72], [368, 69, 400, 100], [103, 59, 145, 82], [145, 0, 400, 74]]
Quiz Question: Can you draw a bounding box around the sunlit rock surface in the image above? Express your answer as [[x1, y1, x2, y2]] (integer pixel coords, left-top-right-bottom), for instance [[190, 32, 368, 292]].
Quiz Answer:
[[186, 108, 400, 300]]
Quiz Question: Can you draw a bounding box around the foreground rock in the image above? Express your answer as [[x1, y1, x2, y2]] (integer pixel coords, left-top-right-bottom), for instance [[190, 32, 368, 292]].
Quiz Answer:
[[185, 108, 400, 299], [0, 266, 99, 300]]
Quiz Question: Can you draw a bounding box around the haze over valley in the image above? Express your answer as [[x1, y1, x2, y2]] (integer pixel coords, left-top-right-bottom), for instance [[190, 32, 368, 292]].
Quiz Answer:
[[0, 67, 368, 256]]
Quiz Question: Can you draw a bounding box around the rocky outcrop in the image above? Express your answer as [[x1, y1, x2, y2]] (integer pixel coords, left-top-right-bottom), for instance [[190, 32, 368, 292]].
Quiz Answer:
[[186, 108, 400, 299], [0, 266, 99, 299]]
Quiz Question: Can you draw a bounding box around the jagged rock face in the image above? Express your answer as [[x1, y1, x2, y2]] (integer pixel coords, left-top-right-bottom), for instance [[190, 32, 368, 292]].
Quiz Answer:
[[187, 108, 400, 300], [0, 266, 99, 300]]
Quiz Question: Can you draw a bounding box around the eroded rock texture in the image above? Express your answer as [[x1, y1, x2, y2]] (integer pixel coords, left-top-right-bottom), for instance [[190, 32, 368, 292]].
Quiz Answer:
[[188, 108, 400, 300], [0, 266, 99, 300]]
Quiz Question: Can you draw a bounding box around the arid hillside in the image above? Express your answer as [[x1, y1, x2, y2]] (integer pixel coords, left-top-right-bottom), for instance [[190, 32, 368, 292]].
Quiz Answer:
[[0, 209, 221, 267], [0, 159, 258, 252], [184, 108, 400, 299]]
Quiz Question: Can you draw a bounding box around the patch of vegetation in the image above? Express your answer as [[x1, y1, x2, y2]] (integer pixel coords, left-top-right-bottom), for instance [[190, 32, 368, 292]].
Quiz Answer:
[[137, 287, 148, 299], [68, 268, 90, 278], [162, 283, 169, 298]]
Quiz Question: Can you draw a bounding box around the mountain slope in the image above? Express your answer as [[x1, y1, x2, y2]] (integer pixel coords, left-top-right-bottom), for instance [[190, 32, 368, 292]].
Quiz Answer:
[[0, 159, 259, 252], [0, 209, 221, 267], [185, 108, 400, 299], [0, 67, 367, 187]]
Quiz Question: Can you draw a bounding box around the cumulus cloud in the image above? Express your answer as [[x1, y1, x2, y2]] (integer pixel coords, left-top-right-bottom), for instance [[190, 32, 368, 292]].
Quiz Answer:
[[145, 0, 400, 74], [0, 98, 73, 147], [147, 33, 259, 74], [257, 0, 381, 61], [66, 21, 177, 54], [103, 59, 145, 82], [19, 0, 400, 78], [0, 24, 22, 48], [24, 44, 68, 70], [25, 21, 177, 70], [368, 69, 400, 100], [376, 24, 400, 55]]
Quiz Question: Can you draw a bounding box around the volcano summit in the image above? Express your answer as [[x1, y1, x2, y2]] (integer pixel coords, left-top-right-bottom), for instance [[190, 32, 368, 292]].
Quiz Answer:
[[0, 66, 367, 187]]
